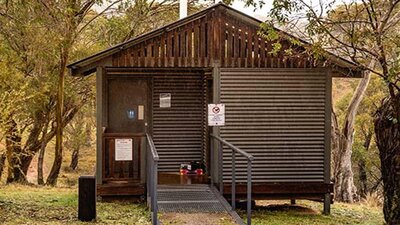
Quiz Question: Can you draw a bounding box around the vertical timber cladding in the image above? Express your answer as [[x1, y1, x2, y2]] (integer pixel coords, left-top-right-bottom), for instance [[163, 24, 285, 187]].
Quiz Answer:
[[152, 73, 207, 172], [220, 68, 328, 183]]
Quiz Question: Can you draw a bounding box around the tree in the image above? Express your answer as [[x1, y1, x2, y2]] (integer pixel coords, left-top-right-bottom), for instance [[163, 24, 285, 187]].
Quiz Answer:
[[331, 66, 373, 202], [64, 103, 94, 171], [40, 0, 101, 186], [351, 75, 386, 197], [240, 0, 400, 223], [94, 0, 212, 47], [0, 0, 97, 184]]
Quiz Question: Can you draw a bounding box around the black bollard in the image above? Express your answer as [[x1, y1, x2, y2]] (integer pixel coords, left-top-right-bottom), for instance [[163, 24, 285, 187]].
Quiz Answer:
[[78, 175, 96, 222]]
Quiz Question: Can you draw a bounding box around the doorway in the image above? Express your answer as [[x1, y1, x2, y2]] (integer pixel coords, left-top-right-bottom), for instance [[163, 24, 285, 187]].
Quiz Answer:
[[151, 73, 209, 183], [104, 77, 150, 184]]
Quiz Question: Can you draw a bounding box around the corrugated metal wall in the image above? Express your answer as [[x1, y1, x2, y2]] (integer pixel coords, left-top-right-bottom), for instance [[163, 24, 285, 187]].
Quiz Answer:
[[152, 74, 205, 172], [219, 68, 329, 183]]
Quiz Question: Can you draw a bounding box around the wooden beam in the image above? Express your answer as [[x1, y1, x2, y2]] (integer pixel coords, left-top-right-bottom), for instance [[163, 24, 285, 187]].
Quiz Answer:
[[223, 182, 334, 195], [96, 67, 105, 185], [212, 61, 221, 185], [324, 69, 332, 184]]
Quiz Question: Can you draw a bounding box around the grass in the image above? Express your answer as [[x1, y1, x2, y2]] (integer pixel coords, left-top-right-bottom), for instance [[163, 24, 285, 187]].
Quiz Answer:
[[0, 144, 384, 225], [0, 184, 150, 225], [0, 184, 384, 225], [247, 200, 384, 225]]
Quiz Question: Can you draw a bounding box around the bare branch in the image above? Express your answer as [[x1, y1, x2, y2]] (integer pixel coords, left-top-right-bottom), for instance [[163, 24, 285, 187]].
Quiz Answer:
[[76, 0, 122, 36]]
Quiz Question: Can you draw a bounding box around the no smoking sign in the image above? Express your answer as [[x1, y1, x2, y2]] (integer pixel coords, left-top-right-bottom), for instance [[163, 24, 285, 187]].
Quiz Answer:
[[208, 104, 225, 126], [212, 106, 220, 114]]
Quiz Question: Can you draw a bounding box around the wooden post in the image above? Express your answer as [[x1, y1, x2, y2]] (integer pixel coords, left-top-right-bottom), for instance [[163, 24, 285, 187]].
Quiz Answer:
[[78, 176, 96, 221], [96, 67, 104, 185], [324, 69, 332, 215], [212, 61, 221, 187]]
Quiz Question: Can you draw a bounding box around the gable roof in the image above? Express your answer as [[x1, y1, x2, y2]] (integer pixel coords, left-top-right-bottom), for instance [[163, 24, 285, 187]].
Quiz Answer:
[[68, 2, 362, 77]]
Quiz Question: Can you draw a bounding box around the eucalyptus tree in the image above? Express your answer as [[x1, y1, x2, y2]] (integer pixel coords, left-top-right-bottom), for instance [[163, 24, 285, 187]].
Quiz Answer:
[[0, 0, 116, 184]]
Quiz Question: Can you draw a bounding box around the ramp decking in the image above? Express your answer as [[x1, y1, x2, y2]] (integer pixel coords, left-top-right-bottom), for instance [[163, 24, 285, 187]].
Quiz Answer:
[[157, 184, 243, 224]]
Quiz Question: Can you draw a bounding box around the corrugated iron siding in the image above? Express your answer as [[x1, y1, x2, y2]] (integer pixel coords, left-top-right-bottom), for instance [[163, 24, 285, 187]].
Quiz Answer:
[[153, 74, 205, 172], [220, 68, 328, 183]]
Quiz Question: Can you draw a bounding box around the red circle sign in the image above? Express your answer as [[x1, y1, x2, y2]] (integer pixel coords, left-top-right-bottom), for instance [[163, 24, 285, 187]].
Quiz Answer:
[[212, 106, 220, 114]]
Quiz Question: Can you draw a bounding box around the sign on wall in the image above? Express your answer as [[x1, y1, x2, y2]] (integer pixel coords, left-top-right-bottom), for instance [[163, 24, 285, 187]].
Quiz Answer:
[[208, 104, 225, 126], [160, 93, 171, 108], [115, 139, 133, 161]]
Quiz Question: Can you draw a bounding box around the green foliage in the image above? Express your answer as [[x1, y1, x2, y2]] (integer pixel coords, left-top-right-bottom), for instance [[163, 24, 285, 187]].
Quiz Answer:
[[91, 0, 211, 47]]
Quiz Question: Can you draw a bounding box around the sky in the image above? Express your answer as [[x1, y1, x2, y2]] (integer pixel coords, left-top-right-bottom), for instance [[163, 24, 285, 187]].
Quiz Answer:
[[94, 0, 272, 21], [222, 1, 271, 20]]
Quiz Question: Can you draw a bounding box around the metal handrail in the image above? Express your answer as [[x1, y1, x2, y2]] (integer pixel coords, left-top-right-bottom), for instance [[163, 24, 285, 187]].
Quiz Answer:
[[146, 133, 159, 160], [210, 134, 254, 225], [146, 133, 159, 225]]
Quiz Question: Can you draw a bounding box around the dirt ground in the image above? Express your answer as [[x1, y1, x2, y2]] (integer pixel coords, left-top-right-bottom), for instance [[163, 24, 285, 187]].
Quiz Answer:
[[256, 200, 320, 215], [159, 201, 319, 225], [160, 212, 235, 225]]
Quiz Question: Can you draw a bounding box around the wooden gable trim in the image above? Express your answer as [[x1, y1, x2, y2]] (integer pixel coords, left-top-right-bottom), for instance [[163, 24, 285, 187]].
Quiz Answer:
[[69, 3, 362, 78]]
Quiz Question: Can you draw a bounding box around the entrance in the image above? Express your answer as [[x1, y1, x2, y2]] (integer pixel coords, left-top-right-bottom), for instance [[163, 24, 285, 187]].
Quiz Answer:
[[103, 78, 150, 184], [151, 73, 209, 183], [107, 78, 149, 133]]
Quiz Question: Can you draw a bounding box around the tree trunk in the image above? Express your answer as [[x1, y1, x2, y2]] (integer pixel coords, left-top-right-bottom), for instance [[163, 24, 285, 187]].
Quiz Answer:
[[69, 146, 79, 170], [374, 93, 400, 225], [358, 133, 372, 198], [0, 152, 6, 180], [331, 110, 340, 179], [5, 119, 27, 183], [46, 46, 69, 186], [334, 69, 372, 203], [38, 120, 50, 185]]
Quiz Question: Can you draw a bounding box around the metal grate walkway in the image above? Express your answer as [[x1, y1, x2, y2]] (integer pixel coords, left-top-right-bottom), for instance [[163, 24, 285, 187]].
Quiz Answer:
[[157, 184, 244, 225], [158, 184, 226, 213]]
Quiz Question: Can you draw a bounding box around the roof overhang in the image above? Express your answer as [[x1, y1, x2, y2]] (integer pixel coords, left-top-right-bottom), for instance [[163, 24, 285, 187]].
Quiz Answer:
[[68, 3, 363, 78]]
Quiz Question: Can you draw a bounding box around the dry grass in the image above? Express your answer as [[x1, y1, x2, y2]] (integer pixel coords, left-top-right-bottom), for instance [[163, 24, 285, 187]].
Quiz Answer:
[[361, 192, 383, 208], [0, 185, 385, 225], [0, 129, 385, 225]]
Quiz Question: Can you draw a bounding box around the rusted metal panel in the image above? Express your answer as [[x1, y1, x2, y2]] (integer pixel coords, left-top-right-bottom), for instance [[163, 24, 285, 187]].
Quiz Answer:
[[152, 73, 205, 171], [219, 68, 328, 183]]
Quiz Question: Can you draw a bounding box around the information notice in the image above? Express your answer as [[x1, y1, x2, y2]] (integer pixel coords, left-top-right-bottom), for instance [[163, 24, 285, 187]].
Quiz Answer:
[[115, 139, 133, 161], [160, 93, 171, 108], [208, 104, 225, 126]]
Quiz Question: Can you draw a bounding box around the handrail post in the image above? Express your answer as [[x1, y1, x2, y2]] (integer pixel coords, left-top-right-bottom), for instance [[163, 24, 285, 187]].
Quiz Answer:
[[247, 160, 252, 225], [231, 149, 236, 210], [146, 134, 159, 225], [210, 134, 252, 225], [153, 160, 158, 224], [147, 149, 150, 206], [210, 138, 213, 187], [219, 141, 223, 194], [150, 156, 152, 209]]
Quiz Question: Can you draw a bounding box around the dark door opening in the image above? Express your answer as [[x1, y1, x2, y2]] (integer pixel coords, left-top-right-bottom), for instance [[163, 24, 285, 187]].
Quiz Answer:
[[152, 73, 209, 184], [103, 78, 150, 184]]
